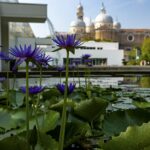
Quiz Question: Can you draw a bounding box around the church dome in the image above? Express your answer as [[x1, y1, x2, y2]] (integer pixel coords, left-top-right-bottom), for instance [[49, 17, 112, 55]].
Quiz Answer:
[[95, 3, 113, 29], [70, 19, 86, 27], [95, 3, 113, 24], [113, 21, 121, 30], [95, 14, 113, 24]]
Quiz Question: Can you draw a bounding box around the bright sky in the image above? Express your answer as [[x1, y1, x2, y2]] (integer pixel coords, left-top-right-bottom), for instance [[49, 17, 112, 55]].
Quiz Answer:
[[18, 0, 150, 37]]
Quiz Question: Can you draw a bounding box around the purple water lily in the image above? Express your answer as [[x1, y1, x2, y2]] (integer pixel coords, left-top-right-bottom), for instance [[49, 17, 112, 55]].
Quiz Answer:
[[69, 64, 76, 70], [82, 54, 91, 60], [72, 59, 81, 65], [36, 53, 53, 68], [56, 66, 65, 72], [0, 77, 6, 82], [0, 52, 14, 62], [20, 85, 45, 95], [52, 34, 82, 54], [83, 59, 92, 63], [9, 45, 43, 70], [56, 83, 76, 95]]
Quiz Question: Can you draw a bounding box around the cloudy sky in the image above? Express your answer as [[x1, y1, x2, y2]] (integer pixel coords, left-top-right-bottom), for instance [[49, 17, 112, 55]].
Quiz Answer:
[[16, 0, 150, 37]]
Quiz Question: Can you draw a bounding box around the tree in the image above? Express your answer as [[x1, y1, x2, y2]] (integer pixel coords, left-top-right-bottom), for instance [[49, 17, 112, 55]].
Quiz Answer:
[[141, 38, 150, 63], [127, 47, 140, 65]]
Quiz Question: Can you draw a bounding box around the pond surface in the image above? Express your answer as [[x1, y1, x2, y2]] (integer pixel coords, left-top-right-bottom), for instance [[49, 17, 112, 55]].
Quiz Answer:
[[8, 76, 150, 88]]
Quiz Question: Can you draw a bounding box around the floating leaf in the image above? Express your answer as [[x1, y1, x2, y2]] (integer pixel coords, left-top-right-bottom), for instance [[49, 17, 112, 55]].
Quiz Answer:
[[47, 121, 91, 147], [102, 122, 150, 150], [19, 110, 60, 133], [65, 121, 92, 147], [133, 101, 150, 108], [40, 110, 60, 132], [0, 131, 58, 150], [37, 132, 58, 150], [103, 109, 150, 136], [50, 99, 75, 112], [9, 90, 25, 107], [0, 135, 28, 150], [0, 107, 26, 131], [74, 98, 108, 122]]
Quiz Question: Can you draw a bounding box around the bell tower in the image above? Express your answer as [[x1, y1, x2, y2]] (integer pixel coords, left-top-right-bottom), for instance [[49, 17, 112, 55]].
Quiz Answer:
[[76, 1, 84, 20]]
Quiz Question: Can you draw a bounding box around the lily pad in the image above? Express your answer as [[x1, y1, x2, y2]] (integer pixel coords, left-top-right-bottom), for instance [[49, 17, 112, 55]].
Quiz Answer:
[[74, 98, 108, 122], [103, 109, 150, 136], [102, 122, 150, 150], [133, 101, 150, 108]]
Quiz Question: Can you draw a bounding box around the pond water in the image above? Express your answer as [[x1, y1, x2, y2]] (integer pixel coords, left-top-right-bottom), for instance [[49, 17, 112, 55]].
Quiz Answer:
[[9, 76, 150, 110], [8, 76, 150, 89]]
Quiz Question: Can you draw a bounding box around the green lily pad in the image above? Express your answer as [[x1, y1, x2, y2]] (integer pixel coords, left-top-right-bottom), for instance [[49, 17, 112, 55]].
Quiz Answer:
[[37, 132, 58, 150], [74, 98, 108, 122], [102, 122, 150, 150], [65, 121, 92, 147], [50, 99, 75, 112], [133, 101, 150, 108], [0, 135, 28, 150], [103, 109, 150, 136], [0, 107, 26, 131], [9, 90, 25, 107]]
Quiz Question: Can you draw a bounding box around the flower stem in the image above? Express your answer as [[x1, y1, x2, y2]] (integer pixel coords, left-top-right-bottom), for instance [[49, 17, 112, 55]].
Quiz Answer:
[[6, 63, 9, 107], [73, 69, 75, 82], [85, 67, 88, 90], [58, 50, 69, 150], [77, 65, 80, 87], [26, 61, 30, 149], [12, 74, 16, 90], [60, 72, 62, 83], [39, 66, 42, 86]]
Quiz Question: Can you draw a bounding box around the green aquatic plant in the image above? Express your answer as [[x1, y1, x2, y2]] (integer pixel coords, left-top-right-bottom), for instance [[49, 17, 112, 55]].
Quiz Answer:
[[9, 44, 44, 149], [53, 34, 82, 150]]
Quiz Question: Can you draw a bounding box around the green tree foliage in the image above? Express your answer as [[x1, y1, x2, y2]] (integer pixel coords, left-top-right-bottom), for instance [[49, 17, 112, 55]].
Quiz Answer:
[[127, 48, 141, 65], [141, 38, 150, 62], [127, 48, 137, 65]]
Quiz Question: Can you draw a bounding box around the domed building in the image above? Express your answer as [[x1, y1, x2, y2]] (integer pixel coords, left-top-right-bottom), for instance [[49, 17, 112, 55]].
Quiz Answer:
[[69, 2, 150, 55]]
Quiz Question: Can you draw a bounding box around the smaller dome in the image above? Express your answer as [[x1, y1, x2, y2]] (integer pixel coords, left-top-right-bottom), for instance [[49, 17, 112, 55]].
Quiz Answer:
[[113, 21, 121, 30], [70, 19, 86, 27]]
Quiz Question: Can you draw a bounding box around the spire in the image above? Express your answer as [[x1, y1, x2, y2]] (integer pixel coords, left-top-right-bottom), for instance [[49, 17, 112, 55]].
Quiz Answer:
[[79, 0, 81, 5], [78, 0, 83, 9], [101, 2, 106, 14], [77, 1, 84, 20], [102, 2, 104, 8]]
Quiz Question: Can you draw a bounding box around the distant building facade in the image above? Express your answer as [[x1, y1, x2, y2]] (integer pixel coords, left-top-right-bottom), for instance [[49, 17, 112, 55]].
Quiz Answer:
[[69, 2, 150, 54]]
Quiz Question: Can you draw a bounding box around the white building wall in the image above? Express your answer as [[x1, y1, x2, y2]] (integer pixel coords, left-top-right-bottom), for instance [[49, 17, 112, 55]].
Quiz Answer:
[[46, 41, 124, 66]]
